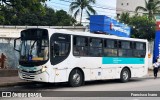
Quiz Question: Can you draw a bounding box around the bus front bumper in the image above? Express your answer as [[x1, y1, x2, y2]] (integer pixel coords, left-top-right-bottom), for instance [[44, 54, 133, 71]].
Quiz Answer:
[[18, 71, 51, 82]]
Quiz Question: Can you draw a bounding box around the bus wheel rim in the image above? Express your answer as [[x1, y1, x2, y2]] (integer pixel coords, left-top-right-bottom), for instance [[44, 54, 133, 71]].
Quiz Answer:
[[123, 71, 128, 80], [73, 73, 80, 84]]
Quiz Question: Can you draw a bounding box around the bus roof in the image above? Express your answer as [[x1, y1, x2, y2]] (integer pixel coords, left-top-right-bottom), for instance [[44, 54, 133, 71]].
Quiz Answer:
[[28, 28, 148, 43]]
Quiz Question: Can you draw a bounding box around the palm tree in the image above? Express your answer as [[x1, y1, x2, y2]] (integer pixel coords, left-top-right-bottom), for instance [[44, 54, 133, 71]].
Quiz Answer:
[[69, 0, 96, 24], [0, 0, 15, 6], [135, 0, 160, 20]]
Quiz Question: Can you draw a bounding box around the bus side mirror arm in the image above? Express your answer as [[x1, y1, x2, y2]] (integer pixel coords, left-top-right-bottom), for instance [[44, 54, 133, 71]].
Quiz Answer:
[[14, 37, 21, 52]]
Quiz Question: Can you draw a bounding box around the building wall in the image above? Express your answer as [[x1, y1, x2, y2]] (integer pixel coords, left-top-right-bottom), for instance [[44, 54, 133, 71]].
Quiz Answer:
[[0, 42, 19, 69], [116, 0, 146, 17]]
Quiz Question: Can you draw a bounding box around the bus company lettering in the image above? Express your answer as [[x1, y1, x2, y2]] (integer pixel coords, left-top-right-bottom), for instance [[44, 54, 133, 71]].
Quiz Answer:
[[110, 23, 130, 36]]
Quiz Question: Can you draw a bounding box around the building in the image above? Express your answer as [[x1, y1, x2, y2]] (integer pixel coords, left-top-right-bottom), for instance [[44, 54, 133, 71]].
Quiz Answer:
[[116, 0, 146, 17], [116, 0, 160, 18]]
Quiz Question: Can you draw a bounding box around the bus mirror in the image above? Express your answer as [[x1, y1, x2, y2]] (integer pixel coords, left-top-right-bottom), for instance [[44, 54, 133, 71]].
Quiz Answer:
[[14, 37, 20, 52]]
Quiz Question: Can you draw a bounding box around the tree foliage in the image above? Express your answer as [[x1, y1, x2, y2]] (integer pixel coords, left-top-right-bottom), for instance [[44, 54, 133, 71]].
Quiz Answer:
[[69, 0, 96, 24], [119, 14, 156, 41], [119, 12, 130, 23], [0, 0, 76, 26], [135, 0, 160, 20]]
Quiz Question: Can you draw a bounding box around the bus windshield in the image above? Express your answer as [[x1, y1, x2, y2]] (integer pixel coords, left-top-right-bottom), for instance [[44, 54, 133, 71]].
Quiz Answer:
[[19, 29, 49, 66]]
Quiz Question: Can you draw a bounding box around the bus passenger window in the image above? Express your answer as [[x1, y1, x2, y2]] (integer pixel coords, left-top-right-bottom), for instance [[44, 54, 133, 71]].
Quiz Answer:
[[118, 41, 132, 57], [103, 39, 118, 57], [73, 36, 88, 56], [133, 42, 146, 57], [89, 38, 102, 57]]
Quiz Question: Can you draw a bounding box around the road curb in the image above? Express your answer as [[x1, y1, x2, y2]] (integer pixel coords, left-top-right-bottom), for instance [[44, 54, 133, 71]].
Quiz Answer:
[[0, 69, 18, 77]]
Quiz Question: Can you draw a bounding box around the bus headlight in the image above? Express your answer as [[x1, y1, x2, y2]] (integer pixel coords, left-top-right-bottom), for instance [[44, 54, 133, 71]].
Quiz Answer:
[[41, 66, 47, 72]]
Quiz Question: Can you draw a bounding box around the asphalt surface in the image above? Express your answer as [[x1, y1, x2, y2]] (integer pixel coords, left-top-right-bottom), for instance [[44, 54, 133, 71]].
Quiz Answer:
[[0, 69, 160, 99]]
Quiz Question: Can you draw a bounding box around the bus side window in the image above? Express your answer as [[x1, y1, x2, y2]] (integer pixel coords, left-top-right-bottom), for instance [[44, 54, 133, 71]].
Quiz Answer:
[[103, 39, 118, 57], [133, 42, 146, 57], [89, 38, 102, 57], [118, 41, 132, 57], [73, 36, 88, 56]]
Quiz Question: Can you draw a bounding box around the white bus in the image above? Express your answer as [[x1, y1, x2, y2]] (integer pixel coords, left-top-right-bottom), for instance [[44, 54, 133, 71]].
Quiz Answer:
[[14, 28, 148, 87]]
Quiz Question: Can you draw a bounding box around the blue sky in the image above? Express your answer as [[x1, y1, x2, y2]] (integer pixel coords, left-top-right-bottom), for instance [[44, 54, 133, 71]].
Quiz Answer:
[[46, 0, 116, 23]]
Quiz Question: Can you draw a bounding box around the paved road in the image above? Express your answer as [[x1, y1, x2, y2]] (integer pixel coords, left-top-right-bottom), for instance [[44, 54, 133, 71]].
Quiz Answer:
[[1, 77, 160, 99], [1, 77, 160, 91]]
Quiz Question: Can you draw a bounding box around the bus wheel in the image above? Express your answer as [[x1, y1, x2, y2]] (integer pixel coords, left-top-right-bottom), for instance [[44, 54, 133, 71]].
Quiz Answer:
[[120, 68, 130, 83], [69, 69, 83, 87]]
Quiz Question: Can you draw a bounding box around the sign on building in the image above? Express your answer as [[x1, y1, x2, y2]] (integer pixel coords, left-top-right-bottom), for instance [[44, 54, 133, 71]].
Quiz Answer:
[[90, 15, 131, 37], [153, 20, 160, 62]]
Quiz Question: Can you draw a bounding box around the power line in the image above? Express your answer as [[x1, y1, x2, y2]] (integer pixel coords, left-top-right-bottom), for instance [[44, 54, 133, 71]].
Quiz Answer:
[[50, 1, 116, 14], [48, 3, 116, 19], [49, 1, 116, 14], [59, 0, 146, 14], [49, 1, 116, 17]]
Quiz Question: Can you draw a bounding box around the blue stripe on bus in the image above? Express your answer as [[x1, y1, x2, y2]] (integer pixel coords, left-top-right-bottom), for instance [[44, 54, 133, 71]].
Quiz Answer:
[[102, 57, 144, 64]]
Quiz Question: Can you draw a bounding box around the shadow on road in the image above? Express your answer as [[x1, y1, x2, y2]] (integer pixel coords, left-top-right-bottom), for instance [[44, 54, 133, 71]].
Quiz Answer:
[[20, 78, 146, 90]]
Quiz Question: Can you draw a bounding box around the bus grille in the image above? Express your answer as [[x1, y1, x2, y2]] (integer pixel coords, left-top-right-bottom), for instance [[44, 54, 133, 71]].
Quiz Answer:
[[22, 74, 35, 79], [21, 70, 41, 74]]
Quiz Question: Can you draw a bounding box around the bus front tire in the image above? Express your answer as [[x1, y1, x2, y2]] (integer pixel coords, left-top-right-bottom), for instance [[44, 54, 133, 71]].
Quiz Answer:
[[69, 69, 83, 87], [120, 68, 130, 83]]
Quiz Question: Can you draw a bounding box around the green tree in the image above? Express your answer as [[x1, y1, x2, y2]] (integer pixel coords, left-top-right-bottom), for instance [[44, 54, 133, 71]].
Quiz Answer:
[[69, 0, 96, 24], [0, 0, 15, 6], [129, 15, 155, 41], [0, 4, 77, 26], [119, 12, 130, 23], [0, 0, 77, 26], [0, 0, 48, 25], [56, 10, 76, 26], [119, 14, 156, 41], [135, 0, 160, 20]]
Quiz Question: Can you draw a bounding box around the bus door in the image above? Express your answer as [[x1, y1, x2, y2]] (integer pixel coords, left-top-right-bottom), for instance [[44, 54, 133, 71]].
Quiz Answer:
[[50, 33, 71, 82]]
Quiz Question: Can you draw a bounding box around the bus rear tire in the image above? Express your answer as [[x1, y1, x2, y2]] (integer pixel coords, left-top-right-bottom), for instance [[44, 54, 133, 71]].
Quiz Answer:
[[120, 68, 130, 83], [69, 69, 83, 87]]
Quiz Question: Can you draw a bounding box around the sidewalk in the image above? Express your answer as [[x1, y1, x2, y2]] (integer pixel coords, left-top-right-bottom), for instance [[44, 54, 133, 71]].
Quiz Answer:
[[0, 69, 32, 87], [147, 69, 159, 78], [0, 76, 31, 87], [0, 69, 159, 87]]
